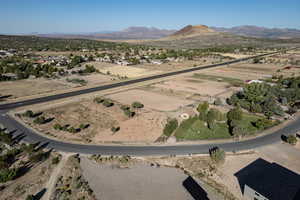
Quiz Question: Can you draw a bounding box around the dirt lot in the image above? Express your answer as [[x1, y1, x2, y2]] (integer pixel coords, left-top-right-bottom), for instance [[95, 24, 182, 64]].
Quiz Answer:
[[0, 153, 58, 200], [0, 78, 75, 100], [80, 156, 223, 200], [202, 63, 278, 81], [88, 61, 162, 78], [108, 89, 194, 112], [153, 78, 231, 97], [0, 73, 113, 101], [20, 99, 166, 143]]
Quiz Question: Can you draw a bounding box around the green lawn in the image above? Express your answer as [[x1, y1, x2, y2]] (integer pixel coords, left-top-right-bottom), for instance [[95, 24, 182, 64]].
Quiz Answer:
[[175, 113, 264, 140], [192, 73, 244, 87]]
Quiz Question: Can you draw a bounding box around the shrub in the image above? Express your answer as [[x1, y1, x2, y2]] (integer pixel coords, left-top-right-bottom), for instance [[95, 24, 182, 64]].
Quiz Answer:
[[102, 99, 114, 107], [79, 124, 88, 130], [29, 152, 47, 163], [163, 118, 178, 137], [120, 105, 130, 111], [94, 97, 104, 104], [253, 118, 273, 129], [22, 110, 34, 118], [132, 101, 144, 109], [123, 109, 135, 118], [25, 195, 35, 200], [33, 116, 47, 124], [197, 101, 209, 114], [53, 123, 63, 130], [0, 168, 18, 183], [286, 135, 297, 145], [111, 126, 120, 133], [68, 127, 78, 133], [250, 102, 263, 113], [209, 147, 225, 164], [0, 130, 13, 145], [52, 157, 60, 165], [227, 106, 243, 122]]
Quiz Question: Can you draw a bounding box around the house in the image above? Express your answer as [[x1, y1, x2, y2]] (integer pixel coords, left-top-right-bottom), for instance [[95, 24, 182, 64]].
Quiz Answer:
[[245, 80, 263, 84], [234, 158, 300, 200], [151, 60, 163, 65]]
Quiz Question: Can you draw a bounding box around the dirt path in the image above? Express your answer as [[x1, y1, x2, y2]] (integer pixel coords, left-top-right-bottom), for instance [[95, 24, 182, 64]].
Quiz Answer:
[[42, 153, 70, 200]]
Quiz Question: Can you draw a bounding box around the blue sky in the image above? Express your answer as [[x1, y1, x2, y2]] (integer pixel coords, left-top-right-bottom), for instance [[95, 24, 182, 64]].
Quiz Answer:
[[0, 0, 299, 34]]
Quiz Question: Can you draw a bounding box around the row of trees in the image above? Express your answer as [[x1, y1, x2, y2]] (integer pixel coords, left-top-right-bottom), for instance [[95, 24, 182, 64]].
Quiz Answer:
[[228, 76, 300, 118]]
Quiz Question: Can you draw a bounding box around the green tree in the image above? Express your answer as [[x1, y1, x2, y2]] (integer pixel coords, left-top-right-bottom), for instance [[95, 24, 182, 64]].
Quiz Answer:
[[209, 147, 225, 164], [227, 105, 243, 122], [132, 101, 144, 109], [197, 101, 209, 113], [286, 135, 297, 145]]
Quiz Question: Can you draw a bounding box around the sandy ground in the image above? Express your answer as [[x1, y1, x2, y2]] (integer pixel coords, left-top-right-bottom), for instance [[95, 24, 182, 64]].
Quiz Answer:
[[215, 142, 300, 199], [0, 73, 113, 101], [80, 156, 221, 200], [89, 61, 162, 78], [153, 78, 231, 97], [219, 53, 252, 59], [22, 99, 166, 143], [0, 154, 56, 200], [108, 89, 194, 112], [0, 78, 74, 100], [42, 153, 69, 200], [65, 73, 113, 85]]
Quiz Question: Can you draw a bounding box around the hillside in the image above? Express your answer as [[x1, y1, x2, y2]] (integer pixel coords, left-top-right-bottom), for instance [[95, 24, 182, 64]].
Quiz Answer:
[[141, 24, 300, 49], [212, 25, 300, 39], [39, 27, 176, 40], [168, 25, 217, 38]]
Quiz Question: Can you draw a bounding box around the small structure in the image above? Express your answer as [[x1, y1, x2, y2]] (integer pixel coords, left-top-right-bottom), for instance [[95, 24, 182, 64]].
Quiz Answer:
[[235, 158, 300, 200], [245, 80, 264, 84]]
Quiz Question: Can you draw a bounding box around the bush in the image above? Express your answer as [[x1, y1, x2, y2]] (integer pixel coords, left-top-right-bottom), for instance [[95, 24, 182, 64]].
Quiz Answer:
[[120, 105, 130, 111], [102, 99, 114, 107], [286, 135, 297, 145], [29, 152, 47, 163], [209, 147, 225, 164], [253, 118, 273, 129], [22, 110, 34, 118], [123, 109, 135, 118], [197, 101, 209, 114], [53, 123, 63, 130], [33, 116, 47, 124], [94, 97, 104, 104], [111, 126, 120, 133], [68, 127, 78, 133], [227, 106, 243, 122], [25, 195, 35, 200], [52, 157, 60, 165], [163, 118, 178, 137], [79, 124, 88, 130], [132, 101, 144, 109], [0, 168, 18, 183]]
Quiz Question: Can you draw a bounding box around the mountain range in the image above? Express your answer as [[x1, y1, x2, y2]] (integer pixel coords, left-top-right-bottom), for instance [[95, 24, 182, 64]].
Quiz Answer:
[[211, 25, 300, 39], [37, 25, 300, 40]]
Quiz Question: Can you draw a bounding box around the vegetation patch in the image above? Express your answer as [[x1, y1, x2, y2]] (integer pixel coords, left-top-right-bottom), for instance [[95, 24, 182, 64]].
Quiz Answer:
[[193, 73, 244, 87]]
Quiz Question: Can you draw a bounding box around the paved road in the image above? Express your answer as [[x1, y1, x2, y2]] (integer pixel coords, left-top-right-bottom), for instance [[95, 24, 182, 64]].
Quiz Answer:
[[0, 52, 277, 111], [0, 50, 299, 155]]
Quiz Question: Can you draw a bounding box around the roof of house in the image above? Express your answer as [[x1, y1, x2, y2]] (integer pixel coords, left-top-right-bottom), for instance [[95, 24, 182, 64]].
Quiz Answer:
[[234, 158, 300, 200]]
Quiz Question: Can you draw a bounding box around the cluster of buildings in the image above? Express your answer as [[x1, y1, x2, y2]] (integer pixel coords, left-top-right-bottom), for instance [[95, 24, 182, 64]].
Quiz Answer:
[[0, 49, 16, 58]]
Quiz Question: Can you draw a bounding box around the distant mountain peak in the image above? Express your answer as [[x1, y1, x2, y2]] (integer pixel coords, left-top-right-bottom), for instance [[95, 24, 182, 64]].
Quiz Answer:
[[170, 24, 216, 38]]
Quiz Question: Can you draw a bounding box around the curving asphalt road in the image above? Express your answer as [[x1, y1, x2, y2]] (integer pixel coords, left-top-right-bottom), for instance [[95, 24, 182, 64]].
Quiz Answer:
[[0, 50, 299, 155]]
